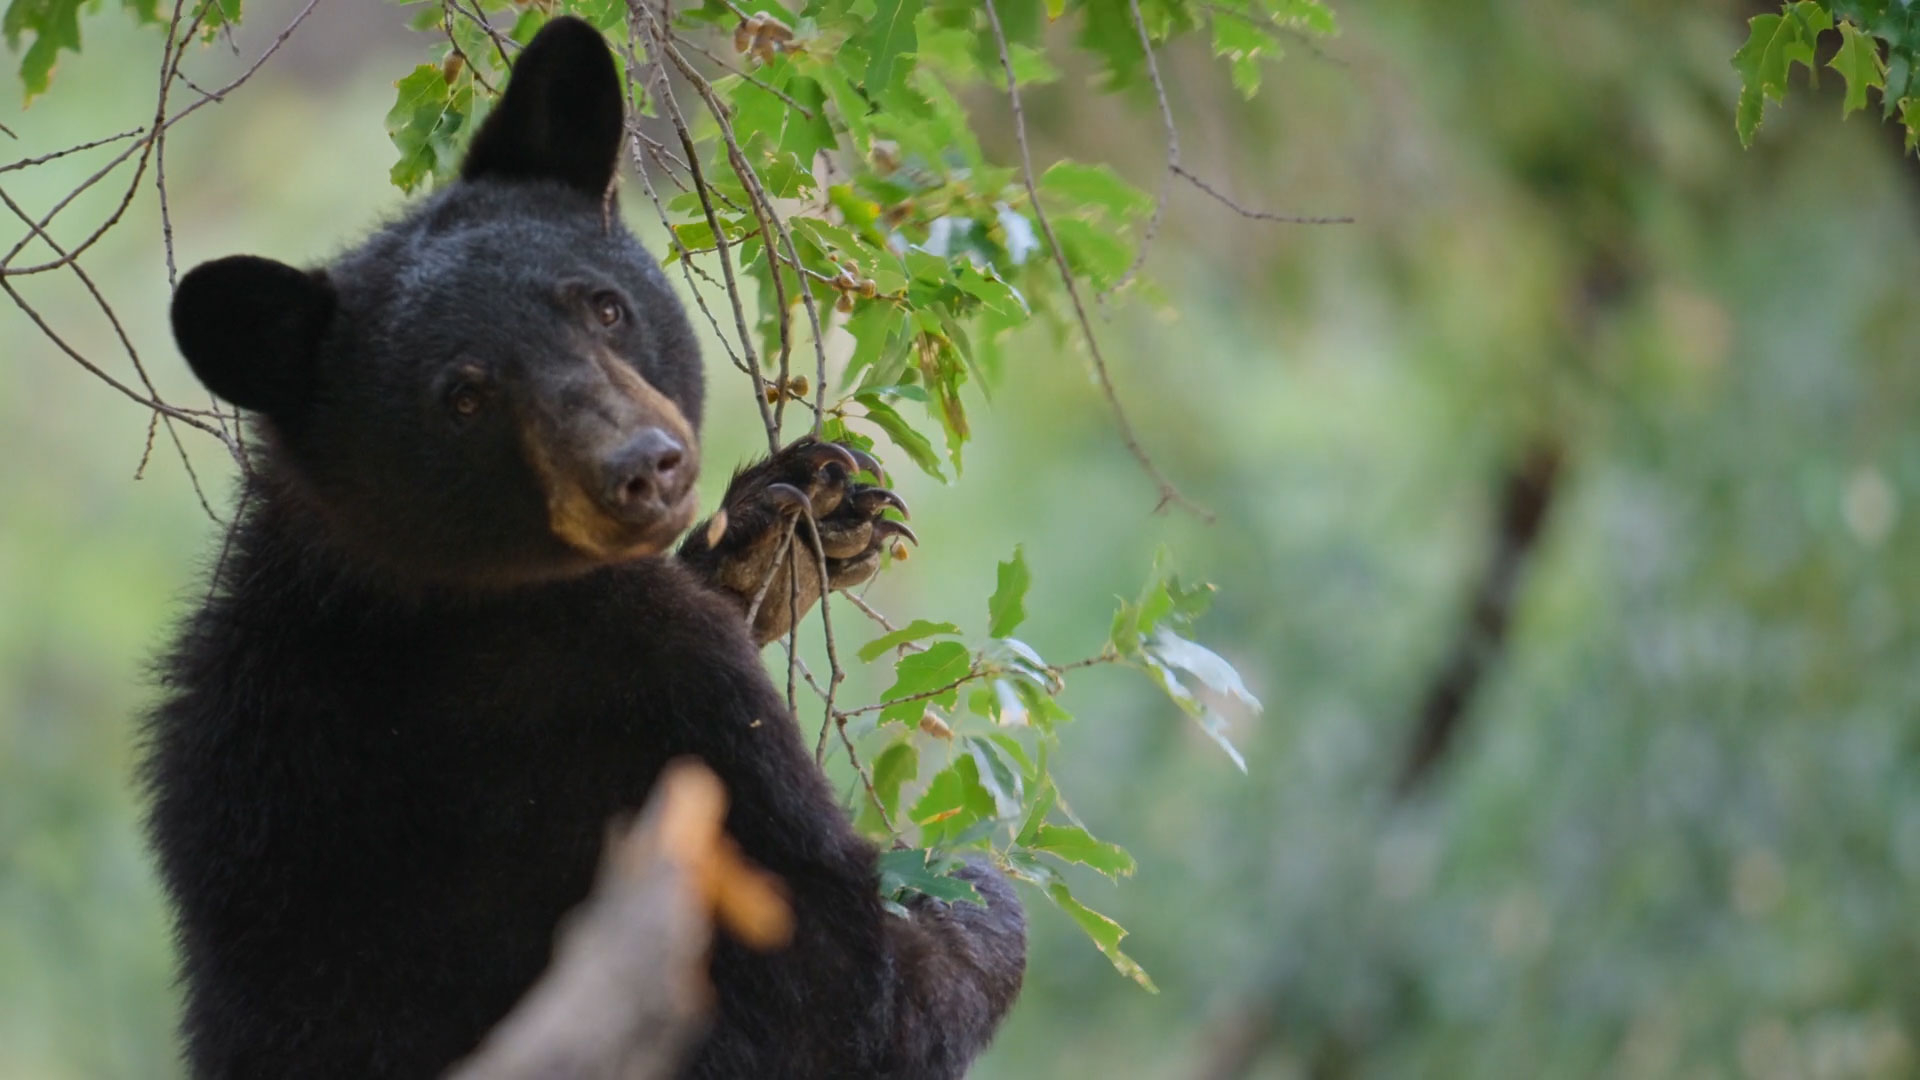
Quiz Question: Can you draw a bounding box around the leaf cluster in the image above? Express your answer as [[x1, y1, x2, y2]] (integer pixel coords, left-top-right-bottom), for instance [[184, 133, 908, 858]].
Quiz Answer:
[[1735, 0, 1920, 151]]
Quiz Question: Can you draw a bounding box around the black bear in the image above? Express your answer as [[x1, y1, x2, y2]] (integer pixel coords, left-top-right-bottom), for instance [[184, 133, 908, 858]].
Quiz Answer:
[[143, 17, 1024, 1079]]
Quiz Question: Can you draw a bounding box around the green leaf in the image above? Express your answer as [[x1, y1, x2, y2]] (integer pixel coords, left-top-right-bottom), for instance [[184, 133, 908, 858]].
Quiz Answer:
[[1732, 3, 1832, 146], [1210, 13, 1279, 99], [1046, 881, 1157, 991], [1028, 824, 1137, 879], [1016, 778, 1057, 845], [858, 619, 962, 662], [988, 545, 1031, 637], [5, 0, 82, 100], [1830, 20, 1888, 116], [964, 736, 1024, 819], [910, 756, 997, 836], [878, 640, 973, 724], [877, 847, 983, 905], [1265, 0, 1337, 36], [863, 0, 922, 92], [872, 738, 918, 797], [1050, 217, 1134, 287], [856, 393, 947, 481], [1039, 160, 1156, 222], [385, 63, 479, 193]]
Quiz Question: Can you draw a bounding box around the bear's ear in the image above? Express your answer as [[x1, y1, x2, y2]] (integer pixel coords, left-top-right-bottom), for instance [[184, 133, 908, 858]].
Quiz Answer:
[[171, 255, 336, 419], [460, 16, 623, 197]]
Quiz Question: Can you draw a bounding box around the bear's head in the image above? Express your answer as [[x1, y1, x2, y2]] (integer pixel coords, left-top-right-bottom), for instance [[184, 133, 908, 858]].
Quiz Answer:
[[170, 17, 704, 586]]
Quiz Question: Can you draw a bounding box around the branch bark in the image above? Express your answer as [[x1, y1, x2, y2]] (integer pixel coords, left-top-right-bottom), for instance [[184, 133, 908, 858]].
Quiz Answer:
[[448, 760, 791, 1080]]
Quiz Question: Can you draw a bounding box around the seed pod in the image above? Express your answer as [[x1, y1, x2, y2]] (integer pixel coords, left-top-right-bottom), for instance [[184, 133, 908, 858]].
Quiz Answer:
[[757, 14, 796, 45], [785, 375, 810, 399], [835, 293, 854, 314], [891, 541, 910, 561], [734, 14, 762, 54], [856, 278, 878, 299], [918, 710, 952, 740], [440, 53, 464, 83]]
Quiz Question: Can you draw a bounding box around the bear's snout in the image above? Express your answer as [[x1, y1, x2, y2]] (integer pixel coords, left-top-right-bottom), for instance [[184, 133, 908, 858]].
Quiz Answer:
[[600, 427, 692, 518]]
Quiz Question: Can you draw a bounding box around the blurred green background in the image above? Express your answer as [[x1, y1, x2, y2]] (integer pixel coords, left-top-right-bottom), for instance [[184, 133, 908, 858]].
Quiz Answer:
[[4, 1, 1918, 1076]]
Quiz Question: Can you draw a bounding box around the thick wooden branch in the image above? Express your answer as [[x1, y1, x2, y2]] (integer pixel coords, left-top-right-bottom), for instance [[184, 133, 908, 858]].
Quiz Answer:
[[448, 760, 791, 1080]]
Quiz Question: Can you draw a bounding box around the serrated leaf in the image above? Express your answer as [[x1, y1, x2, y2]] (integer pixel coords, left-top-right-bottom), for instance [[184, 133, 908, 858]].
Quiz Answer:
[[1211, 14, 1278, 100], [385, 63, 477, 193], [1265, 0, 1337, 36], [1046, 881, 1157, 991], [988, 546, 1030, 637], [877, 847, 983, 905], [1040, 161, 1154, 222], [878, 640, 973, 721], [863, 0, 921, 92], [856, 393, 946, 481], [1028, 824, 1137, 879], [1732, 4, 1832, 146], [5, 0, 83, 100], [1016, 779, 1056, 845], [1050, 216, 1134, 287], [1831, 20, 1888, 116], [859, 619, 962, 662], [964, 736, 1024, 819], [1149, 630, 1262, 712], [910, 756, 997, 836], [871, 740, 918, 813]]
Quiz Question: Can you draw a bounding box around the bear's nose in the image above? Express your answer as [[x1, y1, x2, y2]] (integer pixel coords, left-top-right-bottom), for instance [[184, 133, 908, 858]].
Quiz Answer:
[[602, 428, 689, 513]]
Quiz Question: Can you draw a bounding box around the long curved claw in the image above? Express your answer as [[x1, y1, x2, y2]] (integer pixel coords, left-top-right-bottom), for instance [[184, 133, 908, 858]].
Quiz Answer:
[[873, 518, 919, 546], [843, 445, 885, 482], [851, 487, 910, 519], [764, 482, 812, 517], [797, 441, 859, 476]]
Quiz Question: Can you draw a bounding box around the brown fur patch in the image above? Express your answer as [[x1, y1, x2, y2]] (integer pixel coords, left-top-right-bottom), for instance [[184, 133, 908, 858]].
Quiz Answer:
[[521, 349, 701, 560]]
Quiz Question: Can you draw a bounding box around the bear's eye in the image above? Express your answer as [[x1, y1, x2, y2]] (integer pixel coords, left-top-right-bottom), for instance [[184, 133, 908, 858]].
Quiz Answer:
[[591, 291, 625, 328], [447, 383, 485, 420]]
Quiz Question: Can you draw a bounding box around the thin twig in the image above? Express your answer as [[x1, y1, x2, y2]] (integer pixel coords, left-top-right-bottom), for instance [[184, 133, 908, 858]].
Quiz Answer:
[[1103, 0, 1175, 301], [678, 36, 815, 120], [633, 10, 781, 452], [743, 522, 798, 630], [441, 0, 502, 95], [982, 0, 1213, 522], [0, 129, 143, 175], [1172, 164, 1352, 225]]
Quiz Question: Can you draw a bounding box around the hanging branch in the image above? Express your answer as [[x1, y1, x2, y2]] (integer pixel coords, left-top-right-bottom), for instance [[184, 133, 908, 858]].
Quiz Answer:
[[981, 0, 1213, 522], [1106, 0, 1350, 300]]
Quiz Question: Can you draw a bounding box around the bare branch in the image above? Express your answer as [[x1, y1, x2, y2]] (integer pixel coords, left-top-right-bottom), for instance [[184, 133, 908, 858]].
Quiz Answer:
[[981, 0, 1214, 522], [1172, 164, 1352, 225], [449, 761, 791, 1080]]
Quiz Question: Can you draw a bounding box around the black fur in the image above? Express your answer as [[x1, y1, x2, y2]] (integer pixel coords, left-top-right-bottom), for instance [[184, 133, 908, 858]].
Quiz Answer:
[[143, 17, 1024, 1079]]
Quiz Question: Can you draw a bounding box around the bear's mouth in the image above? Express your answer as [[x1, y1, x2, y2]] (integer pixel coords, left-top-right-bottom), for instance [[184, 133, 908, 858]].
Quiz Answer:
[[544, 481, 700, 562]]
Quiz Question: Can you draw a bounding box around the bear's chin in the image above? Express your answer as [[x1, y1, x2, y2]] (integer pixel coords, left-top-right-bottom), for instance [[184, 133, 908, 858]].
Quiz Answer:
[[548, 492, 699, 568]]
